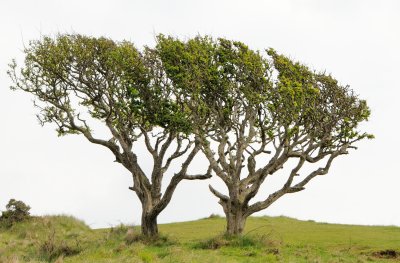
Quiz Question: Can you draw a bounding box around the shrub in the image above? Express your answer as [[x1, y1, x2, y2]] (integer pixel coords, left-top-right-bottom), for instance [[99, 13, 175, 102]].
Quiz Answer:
[[0, 199, 31, 227]]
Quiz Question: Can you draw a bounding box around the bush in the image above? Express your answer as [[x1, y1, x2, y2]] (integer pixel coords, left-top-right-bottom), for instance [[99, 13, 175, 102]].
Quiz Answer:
[[0, 199, 31, 227]]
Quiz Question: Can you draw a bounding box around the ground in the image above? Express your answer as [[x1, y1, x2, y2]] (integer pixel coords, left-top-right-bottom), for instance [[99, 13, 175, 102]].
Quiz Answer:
[[0, 215, 399, 262]]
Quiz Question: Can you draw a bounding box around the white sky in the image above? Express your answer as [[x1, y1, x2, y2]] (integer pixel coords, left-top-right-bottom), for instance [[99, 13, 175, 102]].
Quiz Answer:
[[1, 0, 399, 229]]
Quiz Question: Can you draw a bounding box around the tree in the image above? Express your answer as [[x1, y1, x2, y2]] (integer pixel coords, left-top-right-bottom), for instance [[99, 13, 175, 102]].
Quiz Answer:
[[156, 35, 373, 235], [8, 34, 211, 237], [0, 199, 31, 227]]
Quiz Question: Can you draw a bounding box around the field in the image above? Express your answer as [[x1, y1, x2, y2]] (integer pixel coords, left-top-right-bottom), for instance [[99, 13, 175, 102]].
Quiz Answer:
[[0, 215, 399, 262]]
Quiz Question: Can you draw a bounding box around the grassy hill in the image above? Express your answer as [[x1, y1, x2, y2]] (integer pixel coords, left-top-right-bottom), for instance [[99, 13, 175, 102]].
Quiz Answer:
[[0, 215, 399, 262]]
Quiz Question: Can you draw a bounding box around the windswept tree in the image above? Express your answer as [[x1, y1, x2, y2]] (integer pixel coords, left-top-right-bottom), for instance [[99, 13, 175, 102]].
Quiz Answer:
[[156, 36, 372, 235], [8, 34, 211, 237]]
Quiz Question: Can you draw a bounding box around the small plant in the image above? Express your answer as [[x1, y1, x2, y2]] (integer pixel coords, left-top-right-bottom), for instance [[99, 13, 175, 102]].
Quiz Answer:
[[142, 234, 175, 247], [106, 223, 130, 242], [194, 233, 280, 250], [372, 249, 398, 259], [125, 228, 141, 244], [193, 235, 229, 249], [39, 229, 81, 261], [124, 229, 174, 247], [207, 213, 222, 219], [0, 199, 31, 227]]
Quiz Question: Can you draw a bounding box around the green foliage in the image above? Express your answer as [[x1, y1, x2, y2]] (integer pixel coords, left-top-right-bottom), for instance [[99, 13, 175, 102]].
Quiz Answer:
[[266, 48, 372, 143], [0, 199, 31, 228], [156, 35, 270, 130], [8, 32, 373, 158], [8, 34, 193, 137], [155, 36, 372, 146], [9, 35, 138, 135]]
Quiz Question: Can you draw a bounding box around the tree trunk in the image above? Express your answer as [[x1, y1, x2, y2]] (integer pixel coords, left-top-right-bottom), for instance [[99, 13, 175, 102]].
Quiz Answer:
[[141, 211, 158, 237], [224, 203, 247, 235], [139, 195, 159, 237]]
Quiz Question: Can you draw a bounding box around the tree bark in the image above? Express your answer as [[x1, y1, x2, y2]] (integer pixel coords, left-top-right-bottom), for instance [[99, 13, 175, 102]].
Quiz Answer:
[[140, 196, 159, 237], [223, 201, 247, 235], [141, 212, 158, 237]]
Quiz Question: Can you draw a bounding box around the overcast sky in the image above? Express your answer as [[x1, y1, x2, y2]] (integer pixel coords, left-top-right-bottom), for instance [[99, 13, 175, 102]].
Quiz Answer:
[[1, 0, 399, 229]]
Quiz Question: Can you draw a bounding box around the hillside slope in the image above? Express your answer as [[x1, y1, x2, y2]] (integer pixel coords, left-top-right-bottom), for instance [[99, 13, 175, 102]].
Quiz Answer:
[[0, 215, 399, 262]]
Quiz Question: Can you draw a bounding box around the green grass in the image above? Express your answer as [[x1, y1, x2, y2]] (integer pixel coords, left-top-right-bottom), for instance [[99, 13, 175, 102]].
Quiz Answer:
[[0, 215, 399, 262]]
